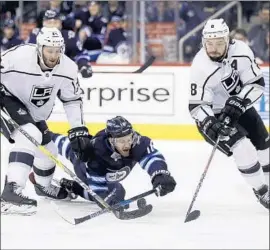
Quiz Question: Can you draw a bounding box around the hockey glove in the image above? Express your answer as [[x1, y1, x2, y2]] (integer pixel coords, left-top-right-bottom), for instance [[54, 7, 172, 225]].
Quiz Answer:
[[151, 170, 176, 196], [201, 116, 231, 141], [219, 96, 250, 126], [79, 64, 92, 78], [60, 178, 81, 199], [68, 126, 92, 162]]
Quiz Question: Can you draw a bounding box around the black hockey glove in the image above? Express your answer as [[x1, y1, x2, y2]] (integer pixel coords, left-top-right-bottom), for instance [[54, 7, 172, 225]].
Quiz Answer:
[[151, 170, 176, 197], [201, 116, 231, 141], [79, 64, 92, 78], [60, 178, 82, 199], [68, 126, 92, 162], [219, 96, 250, 126]]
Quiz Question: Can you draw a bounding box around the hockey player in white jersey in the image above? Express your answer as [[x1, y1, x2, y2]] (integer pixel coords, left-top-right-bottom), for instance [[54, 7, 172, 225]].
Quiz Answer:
[[189, 19, 269, 209], [0, 27, 92, 215]]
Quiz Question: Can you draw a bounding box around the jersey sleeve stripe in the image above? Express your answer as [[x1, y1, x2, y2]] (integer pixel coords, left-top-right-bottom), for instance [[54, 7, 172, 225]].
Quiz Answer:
[[201, 67, 221, 100], [250, 93, 263, 105], [1, 70, 42, 76], [52, 74, 74, 81], [1, 44, 35, 57], [231, 55, 257, 77], [200, 106, 211, 116], [243, 86, 255, 99]]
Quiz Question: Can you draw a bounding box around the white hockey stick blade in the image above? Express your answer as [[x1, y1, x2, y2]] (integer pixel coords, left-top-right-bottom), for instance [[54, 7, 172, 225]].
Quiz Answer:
[[51, 201, 75, 225]]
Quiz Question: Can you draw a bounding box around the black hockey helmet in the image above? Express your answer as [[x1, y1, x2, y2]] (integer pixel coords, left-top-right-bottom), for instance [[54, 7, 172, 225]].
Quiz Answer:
[[106, 116, 133, 138]]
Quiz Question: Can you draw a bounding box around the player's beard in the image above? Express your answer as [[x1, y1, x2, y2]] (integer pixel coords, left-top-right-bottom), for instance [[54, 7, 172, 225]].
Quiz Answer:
[[207, 51, 226, 62], [209, 54, 224, 62], [44, 58, 59, 69]]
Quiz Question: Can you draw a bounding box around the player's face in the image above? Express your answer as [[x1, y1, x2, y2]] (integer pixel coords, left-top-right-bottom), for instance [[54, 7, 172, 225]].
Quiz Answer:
[[205, 38, 227, 61], [42, 46, 61, 68], [113, 133, 133, 157], [43, 19, 62, 30]]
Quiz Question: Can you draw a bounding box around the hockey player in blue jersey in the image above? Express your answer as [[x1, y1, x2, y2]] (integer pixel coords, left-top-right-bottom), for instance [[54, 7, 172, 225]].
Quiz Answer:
[[27, 10, 92, 78], [52, 116, 176, 206]]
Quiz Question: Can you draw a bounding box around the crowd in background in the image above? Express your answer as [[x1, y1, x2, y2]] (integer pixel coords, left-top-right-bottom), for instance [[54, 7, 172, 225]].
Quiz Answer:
[[0, 1, 269, 64]]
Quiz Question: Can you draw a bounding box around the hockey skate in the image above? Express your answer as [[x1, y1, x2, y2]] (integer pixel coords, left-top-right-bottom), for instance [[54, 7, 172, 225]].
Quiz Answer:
[[1, 182, 37, 216], [29, 172, 70, 201], [253, 185, 269, 210]]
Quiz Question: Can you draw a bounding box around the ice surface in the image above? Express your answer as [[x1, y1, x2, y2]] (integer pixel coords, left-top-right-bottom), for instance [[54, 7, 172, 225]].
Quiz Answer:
[[1, 139, 269, 249]]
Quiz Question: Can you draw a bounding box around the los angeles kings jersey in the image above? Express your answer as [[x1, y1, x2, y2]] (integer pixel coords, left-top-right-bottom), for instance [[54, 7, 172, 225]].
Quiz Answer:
[[189, 40, 264, 122], [0, 44, 84, 128]]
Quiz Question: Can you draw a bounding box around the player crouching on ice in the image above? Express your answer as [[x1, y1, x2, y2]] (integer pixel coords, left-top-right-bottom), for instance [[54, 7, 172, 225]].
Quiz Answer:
[[0, 27, 91, 215], [189, 19, 269, 209], [52, 116, 176, 207]]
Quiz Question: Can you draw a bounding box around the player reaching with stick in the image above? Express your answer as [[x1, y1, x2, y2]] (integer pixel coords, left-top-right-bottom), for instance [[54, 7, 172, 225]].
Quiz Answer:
[[189, 19, 269, 210]]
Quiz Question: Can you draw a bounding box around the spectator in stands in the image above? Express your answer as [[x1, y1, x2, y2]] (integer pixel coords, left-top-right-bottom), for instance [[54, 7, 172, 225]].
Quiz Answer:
[[248, 2, 269, 63], [27, 10, 92, 78], [37, 0, 74, 28], [260, 31, 270, 63], [102, 1, 126, 22], [178, 1, 235, 62], [146, 1, 175, 22], [230, 28, 249, 44], [96, 15, 130, 64], [76, 1, 108, 62], [240, 1, 260, 23], [0, 19, 23, 52], [266, 31, 270, 63], [0, 2, 18, 20]]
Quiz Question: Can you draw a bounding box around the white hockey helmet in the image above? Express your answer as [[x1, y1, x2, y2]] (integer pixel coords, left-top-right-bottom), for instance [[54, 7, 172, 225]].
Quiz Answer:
[[36, 27, 65, 68], [202, 18, 230, 40], [202, 19, 230, 61]]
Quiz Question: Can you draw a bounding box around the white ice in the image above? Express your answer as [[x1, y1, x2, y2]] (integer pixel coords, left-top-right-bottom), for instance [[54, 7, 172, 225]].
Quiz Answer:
[[1, 138, 269, 249]]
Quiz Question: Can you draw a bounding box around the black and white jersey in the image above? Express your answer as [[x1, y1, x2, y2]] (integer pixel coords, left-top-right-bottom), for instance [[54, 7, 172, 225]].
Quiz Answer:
[[189, 39, 264, 122], [1, 44, 84, 128]]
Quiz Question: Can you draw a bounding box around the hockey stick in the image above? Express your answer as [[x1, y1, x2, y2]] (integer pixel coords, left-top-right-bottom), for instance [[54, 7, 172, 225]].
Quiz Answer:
[[53, 188, 157, 225], [184, 136, 220, 223], [1, 110, 114, 213], [93, 56, 156, 74]]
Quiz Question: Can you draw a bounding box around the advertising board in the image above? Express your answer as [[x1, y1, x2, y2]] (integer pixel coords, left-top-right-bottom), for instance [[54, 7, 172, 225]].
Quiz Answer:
[[48, 65, 269, 140]]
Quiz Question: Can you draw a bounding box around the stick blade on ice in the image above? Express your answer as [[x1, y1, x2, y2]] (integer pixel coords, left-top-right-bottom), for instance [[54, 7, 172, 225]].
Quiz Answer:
[[184, 210, 201, 223]]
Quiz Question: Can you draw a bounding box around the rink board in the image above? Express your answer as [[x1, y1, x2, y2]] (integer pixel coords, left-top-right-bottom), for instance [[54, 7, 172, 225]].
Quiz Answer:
[[47, 65, 269, 140], [47, 122, 269, 140], [47, 122, 203, 140]]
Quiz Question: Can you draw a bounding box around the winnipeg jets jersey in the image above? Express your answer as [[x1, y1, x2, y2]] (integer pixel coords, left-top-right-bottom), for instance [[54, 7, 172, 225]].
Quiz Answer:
[[1, 44, 84, 128], [189, 40, 264, 122]]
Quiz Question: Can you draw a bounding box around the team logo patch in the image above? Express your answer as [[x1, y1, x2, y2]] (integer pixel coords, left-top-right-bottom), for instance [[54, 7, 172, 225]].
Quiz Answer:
[[106, 166, 131, 183], [30, 86, 53, 107], [221, 68, 242, 95]]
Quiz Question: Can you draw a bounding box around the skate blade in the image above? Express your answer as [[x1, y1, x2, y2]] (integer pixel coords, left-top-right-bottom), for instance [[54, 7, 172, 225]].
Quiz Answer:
[[1, 202, 37, 216]]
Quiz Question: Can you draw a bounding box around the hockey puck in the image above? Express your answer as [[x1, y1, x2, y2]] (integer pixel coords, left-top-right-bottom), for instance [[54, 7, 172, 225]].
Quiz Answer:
[[137, 198, 147, 209]]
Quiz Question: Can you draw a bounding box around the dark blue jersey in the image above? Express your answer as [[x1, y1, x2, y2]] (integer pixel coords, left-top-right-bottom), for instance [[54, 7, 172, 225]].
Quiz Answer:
[[75, 9, 108, 43], [1, 35, 23, 52], [52, 130, 167, 192], [103, 28, 129, 55]]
